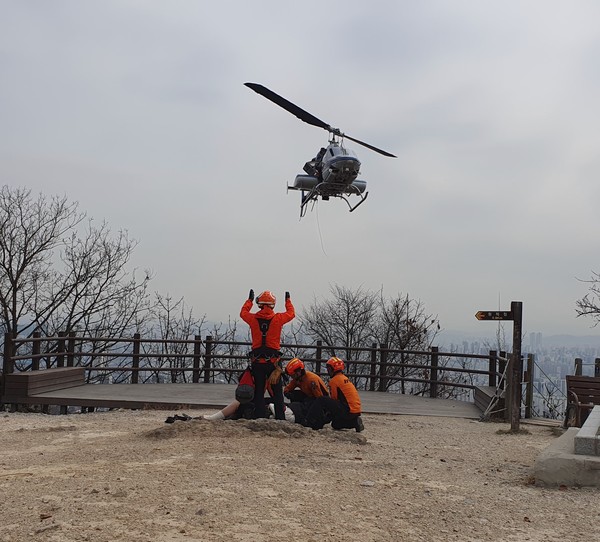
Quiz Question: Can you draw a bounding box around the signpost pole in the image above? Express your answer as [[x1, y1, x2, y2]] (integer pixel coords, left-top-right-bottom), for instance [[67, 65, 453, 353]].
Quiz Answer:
[[475, 301, 523, 432], [510, 301, 523, 432]]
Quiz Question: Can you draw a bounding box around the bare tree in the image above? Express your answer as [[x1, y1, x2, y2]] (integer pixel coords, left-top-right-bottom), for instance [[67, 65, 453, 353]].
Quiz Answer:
[[300, 285, 378, 377], [0, 186, 82, 336], [372, 292, 440, 393], [40, 221, 152, 336], [539, 382, 565, 419], [137, 294, 206, 384], [208, 318, 246, 383], [576, 271, 600, 326], [0, 186, 151, 371], [281, 321, 310, 360], [300, 285, 440, 391]]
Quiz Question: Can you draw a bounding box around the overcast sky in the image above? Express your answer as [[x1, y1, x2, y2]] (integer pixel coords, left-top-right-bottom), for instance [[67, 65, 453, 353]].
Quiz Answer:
[[1, 1, 599, 340]]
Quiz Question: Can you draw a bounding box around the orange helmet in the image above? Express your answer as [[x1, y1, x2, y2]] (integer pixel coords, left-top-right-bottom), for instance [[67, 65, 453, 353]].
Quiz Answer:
[[326, 356, 345, 373], [256, 291, 276, 307], [285, 358, 305, 376]]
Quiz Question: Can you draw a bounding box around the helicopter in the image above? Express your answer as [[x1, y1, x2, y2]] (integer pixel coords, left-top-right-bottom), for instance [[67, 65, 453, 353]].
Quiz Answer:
[[244, 82, 396, 217]]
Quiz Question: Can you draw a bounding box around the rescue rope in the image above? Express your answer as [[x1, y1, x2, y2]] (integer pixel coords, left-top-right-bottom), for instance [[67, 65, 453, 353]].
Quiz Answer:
[[315, 200, 328, 257]]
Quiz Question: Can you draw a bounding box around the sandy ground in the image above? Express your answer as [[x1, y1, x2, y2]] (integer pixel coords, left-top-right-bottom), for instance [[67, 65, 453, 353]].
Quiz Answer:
[[0, 409, 598, 542]]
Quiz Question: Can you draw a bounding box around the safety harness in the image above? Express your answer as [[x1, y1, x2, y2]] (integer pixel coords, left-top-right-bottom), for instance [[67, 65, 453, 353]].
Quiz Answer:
[[249, 318, 282, 362]]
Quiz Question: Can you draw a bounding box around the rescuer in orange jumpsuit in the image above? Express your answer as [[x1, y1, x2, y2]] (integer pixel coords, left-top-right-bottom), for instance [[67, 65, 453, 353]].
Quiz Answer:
[[304, 356, 364, 432], [240, 289, 295, 419], [283, 357, 329, 425], [284, 358, 328, 402]]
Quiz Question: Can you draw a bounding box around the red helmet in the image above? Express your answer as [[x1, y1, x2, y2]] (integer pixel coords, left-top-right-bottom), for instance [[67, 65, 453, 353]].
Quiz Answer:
[[285, 358, 305, 376], [326, 357, 345, 373], [256, 291, 276, 307]]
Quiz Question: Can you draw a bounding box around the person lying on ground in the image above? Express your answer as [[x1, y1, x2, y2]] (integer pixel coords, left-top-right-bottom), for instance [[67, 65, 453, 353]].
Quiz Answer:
[[204, 365, 295, 421]]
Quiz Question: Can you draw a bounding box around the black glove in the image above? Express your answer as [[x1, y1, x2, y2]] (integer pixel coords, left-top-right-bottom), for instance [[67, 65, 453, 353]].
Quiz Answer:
[[248, 289, 254, 301], [285, 291, 290, 300]]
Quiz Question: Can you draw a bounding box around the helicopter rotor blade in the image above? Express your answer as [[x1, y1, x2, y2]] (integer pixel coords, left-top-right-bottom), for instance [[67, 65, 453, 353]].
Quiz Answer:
[[245, 82, 332, 131], [343, 133, 397, 158], [245, 82, 396, 158]]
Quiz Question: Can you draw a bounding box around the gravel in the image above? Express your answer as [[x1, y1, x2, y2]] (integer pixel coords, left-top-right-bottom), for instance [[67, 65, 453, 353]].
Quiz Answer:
[[1, 409, 598, 542]]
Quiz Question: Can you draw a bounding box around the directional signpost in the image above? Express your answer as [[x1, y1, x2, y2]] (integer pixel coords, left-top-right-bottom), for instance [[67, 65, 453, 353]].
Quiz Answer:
[[475, 301, 523, 432]]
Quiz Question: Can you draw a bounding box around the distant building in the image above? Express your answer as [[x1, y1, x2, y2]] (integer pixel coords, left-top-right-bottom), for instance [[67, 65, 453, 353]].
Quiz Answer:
[[529, 332, 542, 352]]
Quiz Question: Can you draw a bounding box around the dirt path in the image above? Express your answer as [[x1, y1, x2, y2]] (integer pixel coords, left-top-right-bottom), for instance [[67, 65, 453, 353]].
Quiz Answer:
[[1, 410, 598, 542]]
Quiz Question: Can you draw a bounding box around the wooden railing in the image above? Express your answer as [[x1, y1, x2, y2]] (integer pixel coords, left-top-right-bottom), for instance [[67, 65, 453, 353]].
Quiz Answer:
[[573, 357, 600, 377], [1, 332, 512, 403]]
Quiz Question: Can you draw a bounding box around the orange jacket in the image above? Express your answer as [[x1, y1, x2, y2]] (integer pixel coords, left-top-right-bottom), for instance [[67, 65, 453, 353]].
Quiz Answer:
[[284, 370, 328, 398], [328, 372, 361, 414], [240, 298, 295, 352]]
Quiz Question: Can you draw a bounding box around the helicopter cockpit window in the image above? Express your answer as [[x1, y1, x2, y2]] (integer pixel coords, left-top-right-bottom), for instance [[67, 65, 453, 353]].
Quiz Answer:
[[328, 146, 357, 158]]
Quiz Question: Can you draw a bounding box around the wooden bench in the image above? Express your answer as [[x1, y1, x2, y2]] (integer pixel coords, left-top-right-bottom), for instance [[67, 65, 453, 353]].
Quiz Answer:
[[2, 367, 85, 403], [564, 375, 600, 428]]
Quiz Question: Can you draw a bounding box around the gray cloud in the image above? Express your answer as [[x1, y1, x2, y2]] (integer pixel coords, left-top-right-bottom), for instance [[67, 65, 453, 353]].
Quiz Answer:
[[1, 1, 599, 337]]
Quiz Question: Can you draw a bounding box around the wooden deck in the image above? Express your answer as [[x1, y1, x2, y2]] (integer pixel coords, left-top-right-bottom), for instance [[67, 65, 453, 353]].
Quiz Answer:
[[4, 382, 482, 418]]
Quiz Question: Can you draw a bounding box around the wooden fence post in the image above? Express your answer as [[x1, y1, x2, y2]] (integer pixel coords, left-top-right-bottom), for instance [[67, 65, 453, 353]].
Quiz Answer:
[[131, 333, 140, 384], [204, 335, 213, 384], [574, 358, 582, 375], [3, 333, 15, 375], [1, 333, 15, 404], [430, 346, 438, 398], [58, 330, 70, 414], [369, 342, 377, 391], [56, 331, 67, 368], [377, 343, 387, 392], [345, 347, 352, 380], [315, 340, 323, 376], [488, 350, 497, 388], [67, 332, 76, 367], [32, 331, 41, 371], [525, 353, 534, 419], [192, 335, 201, 383], [43, 335, 51, 369]]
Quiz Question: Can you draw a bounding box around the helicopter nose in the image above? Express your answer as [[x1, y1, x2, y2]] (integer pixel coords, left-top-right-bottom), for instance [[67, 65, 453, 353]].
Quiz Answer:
[[334, 158, 360, 172]]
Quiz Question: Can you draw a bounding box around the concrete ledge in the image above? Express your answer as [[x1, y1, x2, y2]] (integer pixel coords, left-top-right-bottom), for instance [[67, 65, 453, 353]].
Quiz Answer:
[[574, 405, 600, 456], [535, 427, 600, 487]]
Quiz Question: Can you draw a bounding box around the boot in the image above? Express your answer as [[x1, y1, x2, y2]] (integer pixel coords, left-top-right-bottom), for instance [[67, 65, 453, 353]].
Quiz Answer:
[[355, 416, 364, 433]]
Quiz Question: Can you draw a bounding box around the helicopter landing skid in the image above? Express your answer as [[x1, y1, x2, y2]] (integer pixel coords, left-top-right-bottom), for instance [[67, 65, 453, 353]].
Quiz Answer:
[[347, 191, 368, 212], [289, 184, 369, 218]]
